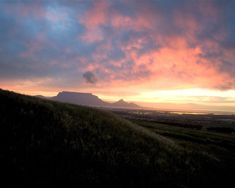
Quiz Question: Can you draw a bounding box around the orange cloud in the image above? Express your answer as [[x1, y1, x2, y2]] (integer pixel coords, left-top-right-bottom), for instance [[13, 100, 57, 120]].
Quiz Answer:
[[1, 0, 235, 111]]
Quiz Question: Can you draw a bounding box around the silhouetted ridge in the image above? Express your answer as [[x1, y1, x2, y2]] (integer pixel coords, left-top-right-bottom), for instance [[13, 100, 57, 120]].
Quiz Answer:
[[50, 91, 141, 109], [52, 91, 107, 106], [113, 99, 140, 108]]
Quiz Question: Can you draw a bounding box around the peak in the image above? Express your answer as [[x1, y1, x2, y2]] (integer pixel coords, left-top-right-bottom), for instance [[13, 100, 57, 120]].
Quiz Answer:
[[116, 99, 126, 103], [113, 98, 140, 108]]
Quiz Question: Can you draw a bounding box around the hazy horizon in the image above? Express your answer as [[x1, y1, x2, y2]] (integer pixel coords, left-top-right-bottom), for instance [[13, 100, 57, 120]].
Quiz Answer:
[[2, 87, 234, 114], [0, 0, 235, 113]]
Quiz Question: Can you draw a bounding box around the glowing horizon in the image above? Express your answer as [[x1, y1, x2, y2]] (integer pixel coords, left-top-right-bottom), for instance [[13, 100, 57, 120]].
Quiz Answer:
[[2, 86, 235, 113], [0, 0, 235, 112]]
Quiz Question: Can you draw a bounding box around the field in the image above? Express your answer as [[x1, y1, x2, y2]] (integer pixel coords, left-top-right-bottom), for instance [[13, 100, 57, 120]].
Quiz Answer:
[[113, 109, 235, 186], [0, 89, 235, 187]]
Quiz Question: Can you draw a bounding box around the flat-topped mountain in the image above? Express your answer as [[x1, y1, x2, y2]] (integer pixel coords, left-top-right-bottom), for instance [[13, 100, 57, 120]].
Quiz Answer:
[[52, 91, 107, 107], [50, 91, 141, 109]]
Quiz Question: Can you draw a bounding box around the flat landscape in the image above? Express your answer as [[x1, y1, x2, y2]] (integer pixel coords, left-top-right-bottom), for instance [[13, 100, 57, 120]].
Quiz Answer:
[[113, 109, 235, 171], [113, 109, 235, 181]]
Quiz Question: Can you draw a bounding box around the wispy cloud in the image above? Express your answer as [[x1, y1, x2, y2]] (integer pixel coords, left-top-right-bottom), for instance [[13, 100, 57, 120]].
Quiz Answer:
[[0, 0, 235, 106]]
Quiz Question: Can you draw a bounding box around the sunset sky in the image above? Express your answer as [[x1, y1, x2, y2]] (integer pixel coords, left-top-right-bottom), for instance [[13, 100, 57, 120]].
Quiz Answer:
[[0, 0, 235, 112]]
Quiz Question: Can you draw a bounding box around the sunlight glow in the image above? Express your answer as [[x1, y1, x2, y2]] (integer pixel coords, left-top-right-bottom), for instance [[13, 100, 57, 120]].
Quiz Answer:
[[124, 88, 235, 105], [140, 88, 235, 98]]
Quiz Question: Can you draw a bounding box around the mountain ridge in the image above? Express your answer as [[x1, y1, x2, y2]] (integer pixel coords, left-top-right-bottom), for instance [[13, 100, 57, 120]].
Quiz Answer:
[[43, 91, 141, 109]]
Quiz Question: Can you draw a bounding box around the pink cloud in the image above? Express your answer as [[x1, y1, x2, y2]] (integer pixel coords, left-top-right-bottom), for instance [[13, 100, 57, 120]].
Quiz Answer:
[[18, 0, 233, 92], [80, 0, 109, 29], [80, 27, 104, 43]]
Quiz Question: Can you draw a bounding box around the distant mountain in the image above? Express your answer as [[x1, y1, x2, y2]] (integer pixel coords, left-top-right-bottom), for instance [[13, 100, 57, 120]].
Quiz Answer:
[[112, 99, 140, 108], [49, 91, 141, 109], [51, 91, 107, 107]]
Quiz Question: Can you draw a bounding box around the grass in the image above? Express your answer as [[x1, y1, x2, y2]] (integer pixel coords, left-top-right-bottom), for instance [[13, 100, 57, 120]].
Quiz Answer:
[[0, 89, 234, 187], [129, 119, 235, 184]]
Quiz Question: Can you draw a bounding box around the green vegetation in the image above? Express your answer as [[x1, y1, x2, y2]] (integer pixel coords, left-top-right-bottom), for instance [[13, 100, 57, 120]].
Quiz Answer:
[[0, 89, 234, 187]]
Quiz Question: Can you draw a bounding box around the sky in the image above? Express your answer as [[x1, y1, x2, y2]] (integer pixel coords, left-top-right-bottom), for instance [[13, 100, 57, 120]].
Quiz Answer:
[[0, 0, 235, 112]]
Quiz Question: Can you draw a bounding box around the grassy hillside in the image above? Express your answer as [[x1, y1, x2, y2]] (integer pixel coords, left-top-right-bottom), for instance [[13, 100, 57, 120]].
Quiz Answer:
[[0, 89, 233, 187]]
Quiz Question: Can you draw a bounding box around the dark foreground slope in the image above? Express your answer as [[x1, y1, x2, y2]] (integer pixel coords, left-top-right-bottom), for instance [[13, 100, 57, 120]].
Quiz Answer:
[[0, 89, 232, 187]]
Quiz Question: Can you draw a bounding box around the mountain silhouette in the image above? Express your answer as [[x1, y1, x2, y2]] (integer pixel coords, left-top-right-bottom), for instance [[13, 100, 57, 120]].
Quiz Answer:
[[52, 91, 107, 106], [49, 91, 140, 109], [112, 99, 140, 108]]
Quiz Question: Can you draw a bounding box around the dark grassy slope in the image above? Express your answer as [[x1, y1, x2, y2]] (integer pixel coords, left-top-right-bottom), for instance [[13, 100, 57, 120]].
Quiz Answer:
[[0, 89, 231, 187], [129, 119, 235, 185]]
